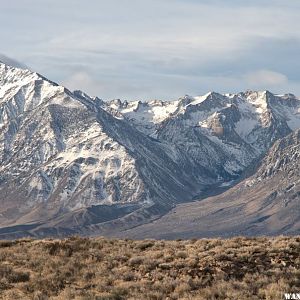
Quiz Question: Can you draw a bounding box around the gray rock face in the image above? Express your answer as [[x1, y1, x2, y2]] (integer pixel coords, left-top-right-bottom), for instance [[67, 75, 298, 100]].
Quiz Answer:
[[118, 129, 300, 239], [1, 62, 300, 237]]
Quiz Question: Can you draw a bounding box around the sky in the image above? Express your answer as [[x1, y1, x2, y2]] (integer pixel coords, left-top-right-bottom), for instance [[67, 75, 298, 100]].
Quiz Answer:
[[1, 0, 300, 101]]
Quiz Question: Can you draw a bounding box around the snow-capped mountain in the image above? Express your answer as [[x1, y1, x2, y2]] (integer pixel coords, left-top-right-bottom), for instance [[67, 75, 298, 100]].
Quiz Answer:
[[1, 61, 300, 237], [0, 62, 193, 229]]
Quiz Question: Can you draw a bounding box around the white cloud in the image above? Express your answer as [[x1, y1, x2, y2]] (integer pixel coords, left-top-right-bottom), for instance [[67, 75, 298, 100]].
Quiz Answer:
[[62, 71, 104, 96], [244, 70, 288, 87], [2, 1, 300, 98], [62, 71, 154, 100]]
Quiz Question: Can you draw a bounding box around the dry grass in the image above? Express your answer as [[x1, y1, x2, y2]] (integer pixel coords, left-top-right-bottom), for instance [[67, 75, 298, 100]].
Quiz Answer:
[[0, 236, 299, 299]]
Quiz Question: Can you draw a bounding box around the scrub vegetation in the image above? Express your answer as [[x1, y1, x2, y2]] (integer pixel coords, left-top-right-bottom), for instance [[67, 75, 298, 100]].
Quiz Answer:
[[0, 236, 299, 299]]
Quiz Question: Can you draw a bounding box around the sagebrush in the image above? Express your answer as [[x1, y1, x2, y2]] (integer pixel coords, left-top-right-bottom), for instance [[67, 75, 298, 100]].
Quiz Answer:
[[0, 236, 299, 299]]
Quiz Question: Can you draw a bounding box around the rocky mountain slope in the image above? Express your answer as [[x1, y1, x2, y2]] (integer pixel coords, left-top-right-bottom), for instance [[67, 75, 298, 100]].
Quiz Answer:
[[1, 61, 300, 237], [121, 129, 300, 239]]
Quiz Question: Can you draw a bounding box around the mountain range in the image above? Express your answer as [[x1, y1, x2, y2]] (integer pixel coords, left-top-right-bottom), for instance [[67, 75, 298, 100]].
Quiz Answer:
[[0, 61, 299, 238]]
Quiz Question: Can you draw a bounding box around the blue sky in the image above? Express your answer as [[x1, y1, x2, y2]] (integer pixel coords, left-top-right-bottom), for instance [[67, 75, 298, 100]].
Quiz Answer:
[[1, 0, 300, 100]]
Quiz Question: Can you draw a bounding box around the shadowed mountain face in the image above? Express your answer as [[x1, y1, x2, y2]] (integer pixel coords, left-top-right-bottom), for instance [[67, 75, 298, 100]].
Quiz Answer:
[[119, 130, 300, 239], [0, 62, 300, 238]]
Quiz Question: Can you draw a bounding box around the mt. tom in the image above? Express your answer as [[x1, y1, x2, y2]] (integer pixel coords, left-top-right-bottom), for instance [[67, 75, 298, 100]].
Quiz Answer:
[[0, 61, 299, 238]]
